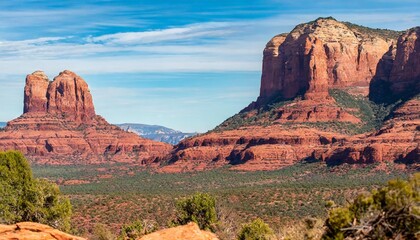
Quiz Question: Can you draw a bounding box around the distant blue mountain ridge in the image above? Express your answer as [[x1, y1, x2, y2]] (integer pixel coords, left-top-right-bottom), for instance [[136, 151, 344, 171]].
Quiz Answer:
[[0, 121, 196, 145], [116, 123, 198, 145]]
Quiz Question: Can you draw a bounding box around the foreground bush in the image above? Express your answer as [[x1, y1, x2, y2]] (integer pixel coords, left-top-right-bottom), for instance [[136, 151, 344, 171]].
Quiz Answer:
[[118, 219, 157, 240], [237, 218, 275, 240], [93, 223, 116, 240], [174, 192, 218, 231], [323, 173, 420, 239], [0, 151, 72, 231]]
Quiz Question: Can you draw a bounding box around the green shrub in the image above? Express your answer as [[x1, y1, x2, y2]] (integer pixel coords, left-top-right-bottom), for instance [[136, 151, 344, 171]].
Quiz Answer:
[[237, 218, 275, 240], [118, 219, 157, 240], [323, 173, 420, 240], [0, 151, 72, 231], [93, 223, 116, 240], [174, 192, 218, 231]]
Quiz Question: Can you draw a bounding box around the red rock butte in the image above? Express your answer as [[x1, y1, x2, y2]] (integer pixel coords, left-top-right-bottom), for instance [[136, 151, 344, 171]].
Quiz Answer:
[[160, 18, 419, 172], [258, 17, 395, 103], [0, 70, 172, 164]]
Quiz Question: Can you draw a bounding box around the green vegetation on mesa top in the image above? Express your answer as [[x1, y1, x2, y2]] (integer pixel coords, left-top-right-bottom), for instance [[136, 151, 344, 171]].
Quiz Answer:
[[213, 96, 297, 132], [326, 89, 396, 134], [295, 17, 402, 41], [343, 21, 402, 40], [214, 89, 397, 135]]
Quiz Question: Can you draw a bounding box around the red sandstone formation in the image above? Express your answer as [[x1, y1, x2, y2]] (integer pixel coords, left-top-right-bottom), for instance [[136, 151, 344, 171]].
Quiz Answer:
[[370, 27, 420, 102], [0, 70, 171, 164], [24, 71, 49, 113], [139, 222, 219, 240], [162, 19, 419, 172], [324, 98, 419, 164], [47, 70, 96, 123], [389, 27, 420, 96], [0, 222, 86, 240], [258, 18, 393, 104], [160, 125, 347, 172]]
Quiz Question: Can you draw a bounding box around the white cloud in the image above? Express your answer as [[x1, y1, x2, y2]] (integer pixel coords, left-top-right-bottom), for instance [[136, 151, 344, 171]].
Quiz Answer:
[[88, 22, 238, 44]]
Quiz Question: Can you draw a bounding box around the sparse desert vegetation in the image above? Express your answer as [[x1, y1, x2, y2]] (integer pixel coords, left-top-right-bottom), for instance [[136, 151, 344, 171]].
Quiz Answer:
[[30, 161, 415, 239]]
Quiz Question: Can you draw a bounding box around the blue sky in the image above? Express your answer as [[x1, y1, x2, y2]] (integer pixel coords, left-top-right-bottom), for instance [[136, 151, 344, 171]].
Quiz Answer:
[[0, 0, 418, 132]]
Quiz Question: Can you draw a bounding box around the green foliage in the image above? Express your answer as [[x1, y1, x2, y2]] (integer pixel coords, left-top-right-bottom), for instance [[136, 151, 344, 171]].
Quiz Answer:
[[119, 220, 143, 240], [214, 97, 296, 132], [328, 89, 396, 134], [174, 192, 218, 231], [93, 223, 116, 240], [118, 219, 157, 240], [0, 151, 71, 231], [343, 21, 402, 40], [323, 173, 420, 239], [237, 218, 275, 240]]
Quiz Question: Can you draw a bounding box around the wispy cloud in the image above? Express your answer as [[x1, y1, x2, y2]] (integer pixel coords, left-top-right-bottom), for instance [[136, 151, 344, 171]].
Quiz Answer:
[[88, 22, 237, 44]]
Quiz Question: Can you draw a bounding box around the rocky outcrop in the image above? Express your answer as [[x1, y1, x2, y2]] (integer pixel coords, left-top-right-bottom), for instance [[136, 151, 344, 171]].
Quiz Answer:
[[160, 125, 347, 172], [139, 222, 219, 240], [370, 27, 420, 103], [0, 71, 171, 164], [260, 34, 287, 98], [24, 71, 49, 113], [257, 17, 394, 104], [0, 222, 86, 240], [24, 70, 96, 124], [46, 70, 96, 123], [324, 98, 420, 165], [389, 27, 420, 96]]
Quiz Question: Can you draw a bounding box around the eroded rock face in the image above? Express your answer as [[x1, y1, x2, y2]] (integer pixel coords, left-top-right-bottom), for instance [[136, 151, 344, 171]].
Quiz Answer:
[[324, 98, 420, 165], [47, 70, 96, 123], [24, 70, 96, 123], [390, 27, 420, 97], [139, 222, 219, 240], [0, 222, 86, 240], [24, 71, 49, 113], [258, 18, 392, 103], [159, 125, 347, 172], [0, 71, 172, 165], [260, 34, 287, 98], [370, 27, 420, 103]]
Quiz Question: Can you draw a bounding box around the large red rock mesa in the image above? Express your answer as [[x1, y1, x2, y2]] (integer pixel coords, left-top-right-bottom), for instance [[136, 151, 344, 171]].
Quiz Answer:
[[161, 18, 419, 172], [258, 17, 393, 103], [0, 70, 171, 164]]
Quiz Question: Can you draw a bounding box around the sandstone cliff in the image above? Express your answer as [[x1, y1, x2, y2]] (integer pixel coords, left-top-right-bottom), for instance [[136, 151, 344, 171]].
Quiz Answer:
[[257, 17, 395, 105], [162, 18, 419, 172], [370, 27, 420, 103], [0, 70, 172, 164]]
